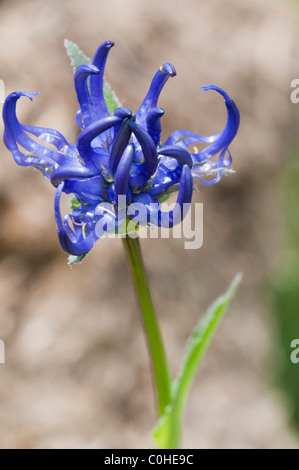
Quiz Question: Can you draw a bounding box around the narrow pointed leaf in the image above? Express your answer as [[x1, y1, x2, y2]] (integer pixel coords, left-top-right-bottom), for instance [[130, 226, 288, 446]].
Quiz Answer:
[[152, 273, 242, 449], [64, 39, 90, 70]]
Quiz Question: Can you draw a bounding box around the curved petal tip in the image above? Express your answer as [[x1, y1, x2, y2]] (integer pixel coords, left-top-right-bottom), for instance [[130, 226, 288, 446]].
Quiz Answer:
[[104, 40, 115, 48], [200, 84, 231, 102], [75, 63, 99, 75], [160, 63, 176, 77], [7, 91, 40, 102]]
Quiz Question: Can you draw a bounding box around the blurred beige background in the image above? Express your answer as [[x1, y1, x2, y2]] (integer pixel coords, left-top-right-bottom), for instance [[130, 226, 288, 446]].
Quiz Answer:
[[0, 0, 298, 448]]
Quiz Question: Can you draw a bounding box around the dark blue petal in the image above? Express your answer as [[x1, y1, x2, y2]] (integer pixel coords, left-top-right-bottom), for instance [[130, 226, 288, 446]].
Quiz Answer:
[[113, 107, 133, 120], [77, 115, 123, 166], [135, 63, 176, 126], [105, 119, 132, 178], [90, 40, 115, 117], [113, 107, 133, 140], [3, 92, 77, 177], [55, 182, 98, 255], [115, 144, 134, 199], [50, 165, 95, 187], [146, 107, 164, 147], [128, 121, 158, 179], [74, 64, 100, 127]]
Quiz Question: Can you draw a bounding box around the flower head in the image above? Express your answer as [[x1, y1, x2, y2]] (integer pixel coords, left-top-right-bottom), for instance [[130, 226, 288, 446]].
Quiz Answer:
[[3, 40, 240, 257]]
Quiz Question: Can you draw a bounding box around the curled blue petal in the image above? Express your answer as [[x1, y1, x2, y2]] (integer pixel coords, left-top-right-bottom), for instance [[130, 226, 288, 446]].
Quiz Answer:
[[74, 64, 99, 127], [113, 107, 133, 140], [135, 63, 176, 126], [128, 121, 158, 179], [146, 107, 164, 147], [115, 144, 134, 199], [191, 85, 240, 162], [105, 119, 132, 178], [77, 115, 123, 165], [3, 92, 77, 177], [158, 145, 192, 168], [163, 85, 240, 165], [50, 165, 95, 187], [90, 40, 115, 117], [55, 182, 98, 255], [113, 107, 133, 120]]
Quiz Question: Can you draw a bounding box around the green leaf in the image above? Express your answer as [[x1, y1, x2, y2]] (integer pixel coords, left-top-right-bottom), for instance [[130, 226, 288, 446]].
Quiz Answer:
[[152, 273, 242, 449], [64, 39, 121, 114], [64, 39, 90, 70], [103, 80, 121, 114]]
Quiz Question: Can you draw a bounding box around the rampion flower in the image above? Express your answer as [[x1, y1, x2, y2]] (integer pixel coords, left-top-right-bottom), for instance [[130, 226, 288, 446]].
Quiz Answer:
[[2, 40, 240, 257]]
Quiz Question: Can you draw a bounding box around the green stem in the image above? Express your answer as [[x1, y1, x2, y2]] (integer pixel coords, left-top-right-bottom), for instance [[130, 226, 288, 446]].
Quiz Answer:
[[122, 235, 171, 417]]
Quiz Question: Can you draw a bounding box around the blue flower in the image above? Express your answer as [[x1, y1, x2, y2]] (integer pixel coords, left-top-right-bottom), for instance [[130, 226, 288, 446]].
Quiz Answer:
[[2, 40, 240, 256]]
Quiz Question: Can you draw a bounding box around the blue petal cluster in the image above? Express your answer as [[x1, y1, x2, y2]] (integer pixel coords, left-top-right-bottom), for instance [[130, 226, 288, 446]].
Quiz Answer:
[[2, 41, 240, 256]]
